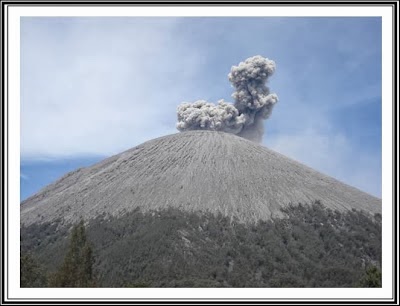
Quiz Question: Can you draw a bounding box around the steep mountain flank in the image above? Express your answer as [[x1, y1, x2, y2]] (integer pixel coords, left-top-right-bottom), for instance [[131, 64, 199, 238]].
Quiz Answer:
[[21, 131, 381, 226]]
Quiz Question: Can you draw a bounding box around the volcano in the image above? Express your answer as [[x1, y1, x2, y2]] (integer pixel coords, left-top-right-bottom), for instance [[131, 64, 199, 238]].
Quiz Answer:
[[20, 130, 380, 226]]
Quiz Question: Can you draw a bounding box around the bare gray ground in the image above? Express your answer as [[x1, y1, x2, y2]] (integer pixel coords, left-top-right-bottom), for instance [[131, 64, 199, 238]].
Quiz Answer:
[[21, 131, 381, 226]]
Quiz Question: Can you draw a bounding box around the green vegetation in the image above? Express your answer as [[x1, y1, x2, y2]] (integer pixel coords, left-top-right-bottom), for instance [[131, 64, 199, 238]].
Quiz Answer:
[[21, 220, 96, 287], [358, 265, 382, 287], [21, 202, 381, 287], [48, 220, 96, 287], [20, 253, 47, 287]]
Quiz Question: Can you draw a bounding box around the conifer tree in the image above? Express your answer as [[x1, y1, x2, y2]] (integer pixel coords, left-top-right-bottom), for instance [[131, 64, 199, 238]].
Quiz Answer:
[[50, 220, 96, 287]]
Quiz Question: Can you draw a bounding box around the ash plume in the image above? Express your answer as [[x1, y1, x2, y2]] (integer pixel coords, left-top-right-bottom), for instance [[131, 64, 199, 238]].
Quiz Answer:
[[176, 55, 279, 143]]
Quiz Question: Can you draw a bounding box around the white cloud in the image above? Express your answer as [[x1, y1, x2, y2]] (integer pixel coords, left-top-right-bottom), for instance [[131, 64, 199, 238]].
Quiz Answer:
[[267, 128, 381, 198], [21, 18, 203, 158]]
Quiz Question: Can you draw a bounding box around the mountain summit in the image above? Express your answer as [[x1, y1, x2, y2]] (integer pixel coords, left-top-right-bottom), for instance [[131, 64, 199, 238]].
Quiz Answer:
[[21, 131, 380, 226]]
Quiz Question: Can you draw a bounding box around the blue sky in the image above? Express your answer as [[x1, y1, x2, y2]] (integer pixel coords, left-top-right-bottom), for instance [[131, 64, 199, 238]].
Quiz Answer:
[[20, 17, 382, 200]]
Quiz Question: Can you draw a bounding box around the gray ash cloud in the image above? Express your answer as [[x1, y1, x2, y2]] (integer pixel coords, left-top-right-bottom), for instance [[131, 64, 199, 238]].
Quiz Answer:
[[176, 55, 278, 143]]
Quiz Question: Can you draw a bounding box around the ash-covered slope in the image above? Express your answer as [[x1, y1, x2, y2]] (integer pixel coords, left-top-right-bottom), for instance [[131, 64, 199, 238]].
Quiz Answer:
[[21, 131, 381, 226]]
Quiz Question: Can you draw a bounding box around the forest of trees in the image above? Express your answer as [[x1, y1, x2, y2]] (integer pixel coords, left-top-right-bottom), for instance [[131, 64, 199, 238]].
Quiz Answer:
[[21, 201, 382, 288], [21, 220, 97, 287]]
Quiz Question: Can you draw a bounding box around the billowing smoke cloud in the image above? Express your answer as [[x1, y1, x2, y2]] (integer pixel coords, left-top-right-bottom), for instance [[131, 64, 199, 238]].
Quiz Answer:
[[176, 55, 278, 143]]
